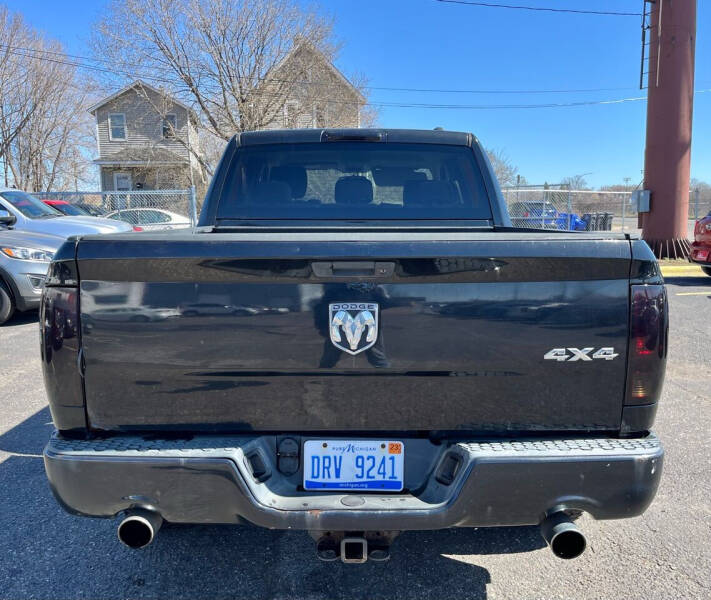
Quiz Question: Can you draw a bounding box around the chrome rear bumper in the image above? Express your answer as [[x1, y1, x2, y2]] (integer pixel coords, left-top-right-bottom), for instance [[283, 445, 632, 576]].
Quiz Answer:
[[44, 432, 663, 530]]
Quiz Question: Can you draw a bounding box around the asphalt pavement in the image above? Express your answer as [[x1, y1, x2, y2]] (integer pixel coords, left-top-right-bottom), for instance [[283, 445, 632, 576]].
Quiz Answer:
[[0, 274, 709, 600]]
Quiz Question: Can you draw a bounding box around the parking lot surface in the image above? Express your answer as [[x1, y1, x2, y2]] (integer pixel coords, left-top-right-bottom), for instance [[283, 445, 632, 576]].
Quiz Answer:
[[0, 275, 709, 600]]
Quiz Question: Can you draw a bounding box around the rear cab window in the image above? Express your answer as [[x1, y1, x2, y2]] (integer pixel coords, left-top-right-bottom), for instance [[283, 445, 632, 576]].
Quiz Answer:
[[215, 142, 493, 221]]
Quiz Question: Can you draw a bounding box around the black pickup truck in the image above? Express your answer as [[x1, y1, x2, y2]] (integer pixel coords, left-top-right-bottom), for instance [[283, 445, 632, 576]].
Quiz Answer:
[[41, 129, 667, 562]]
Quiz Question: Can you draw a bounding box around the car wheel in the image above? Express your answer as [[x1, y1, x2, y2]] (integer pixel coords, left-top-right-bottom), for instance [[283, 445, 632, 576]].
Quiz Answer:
[[0, 280, 16, 325], [701, 266, 711, 277]]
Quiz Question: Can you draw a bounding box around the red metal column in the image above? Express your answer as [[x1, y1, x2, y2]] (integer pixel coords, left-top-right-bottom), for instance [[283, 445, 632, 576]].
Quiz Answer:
[[641, 0, 697, 258]]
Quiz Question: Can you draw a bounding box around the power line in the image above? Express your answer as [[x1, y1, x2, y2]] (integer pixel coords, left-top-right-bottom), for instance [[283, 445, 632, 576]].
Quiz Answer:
[[366, 85, 638, 95], [434, 0, 641, 17], [376, 96, 648, 109], [6, 42, 710, 111], [0, 46, 178, 85], [0, 42, 639, 96], [0, 48, 654, 109]]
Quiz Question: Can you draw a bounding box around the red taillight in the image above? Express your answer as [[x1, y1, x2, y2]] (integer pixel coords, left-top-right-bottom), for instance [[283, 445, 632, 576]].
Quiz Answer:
[[41, 287, 79, 357], [523, 211, 530, 217], [635, 336, 653, 356], [41, 279, 85, 431], [626, 285, 667, 404], [133, 226, 144, 232]]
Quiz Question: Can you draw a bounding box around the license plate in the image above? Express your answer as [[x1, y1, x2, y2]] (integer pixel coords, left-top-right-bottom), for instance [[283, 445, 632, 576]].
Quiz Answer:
[[303, 440, 404, 491]]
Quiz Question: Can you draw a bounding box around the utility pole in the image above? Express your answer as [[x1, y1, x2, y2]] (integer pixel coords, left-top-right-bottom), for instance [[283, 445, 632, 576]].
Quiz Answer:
[[641, 0, 697, 258]]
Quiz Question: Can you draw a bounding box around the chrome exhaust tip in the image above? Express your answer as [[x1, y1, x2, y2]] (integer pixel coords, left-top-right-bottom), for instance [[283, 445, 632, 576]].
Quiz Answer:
[[540, 512, 587, 560], [117, 509, 163, 549]]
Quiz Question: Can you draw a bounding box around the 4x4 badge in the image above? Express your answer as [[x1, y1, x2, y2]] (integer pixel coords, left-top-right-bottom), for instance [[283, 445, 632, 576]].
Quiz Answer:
[[544, 347, 619, 362], [329, 303, 379, 355]]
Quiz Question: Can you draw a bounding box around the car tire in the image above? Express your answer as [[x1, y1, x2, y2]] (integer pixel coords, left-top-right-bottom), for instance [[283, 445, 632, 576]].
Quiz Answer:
[[701, 266, 711, 277], [0, 280, 16, 325]]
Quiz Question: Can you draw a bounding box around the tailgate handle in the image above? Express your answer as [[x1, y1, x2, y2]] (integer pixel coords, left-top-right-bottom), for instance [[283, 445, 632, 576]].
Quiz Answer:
[[311, 261, 395, 278]]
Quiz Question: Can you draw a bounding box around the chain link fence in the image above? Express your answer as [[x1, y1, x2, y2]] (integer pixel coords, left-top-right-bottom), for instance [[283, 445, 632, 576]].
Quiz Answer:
[[37, 189, 199, 228], [502, 186, 708, 233], [502, 186, 631, 231], [690, 188, 711, 221], [33, 186, 710, 232]]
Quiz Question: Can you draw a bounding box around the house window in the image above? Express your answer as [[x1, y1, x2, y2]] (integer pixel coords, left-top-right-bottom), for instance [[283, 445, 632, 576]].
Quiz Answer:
[[314, 104, 327, 128], [108, 113, 126, 140], [284, 101, 299, 128], [113, 172, 132, 192], [163, 114, 177, 139]]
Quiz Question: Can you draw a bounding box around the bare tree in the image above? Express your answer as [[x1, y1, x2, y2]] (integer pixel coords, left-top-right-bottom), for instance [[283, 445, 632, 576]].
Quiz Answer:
[[0, 7, 45, 178], [690, 178, 711, 196], [9, 76, 95, 191], [0, 7, 95, 191], [690, 178, 711, 217], [561, 173, 590, 191], [93, 0, 373, 174], [486, 148, 521, 187]]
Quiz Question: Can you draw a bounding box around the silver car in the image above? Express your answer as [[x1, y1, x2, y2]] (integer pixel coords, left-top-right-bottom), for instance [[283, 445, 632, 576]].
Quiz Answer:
[[105, 208, 191, 231], [0, 228, 64, 324], [0, 188, 132, 236]]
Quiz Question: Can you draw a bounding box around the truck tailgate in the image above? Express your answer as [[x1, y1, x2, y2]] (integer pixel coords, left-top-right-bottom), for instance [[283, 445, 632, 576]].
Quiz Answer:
[[76, 232, 632, 433]]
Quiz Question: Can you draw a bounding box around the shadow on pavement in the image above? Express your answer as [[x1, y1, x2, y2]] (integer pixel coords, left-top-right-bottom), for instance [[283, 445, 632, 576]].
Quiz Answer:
[[1, 309, 39, 328], [0, 407, 545, 600], [664, 275, 711, 287], [0, 406, 53, 456]]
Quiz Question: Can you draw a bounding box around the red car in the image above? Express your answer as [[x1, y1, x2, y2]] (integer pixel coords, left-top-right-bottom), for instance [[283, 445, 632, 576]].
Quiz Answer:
[[42, 199, 91, 217], [690, 211, 711, 276]]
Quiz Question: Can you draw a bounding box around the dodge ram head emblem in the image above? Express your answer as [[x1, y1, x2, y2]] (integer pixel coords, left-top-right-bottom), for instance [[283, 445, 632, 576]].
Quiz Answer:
[[329, 303, 379, 355]]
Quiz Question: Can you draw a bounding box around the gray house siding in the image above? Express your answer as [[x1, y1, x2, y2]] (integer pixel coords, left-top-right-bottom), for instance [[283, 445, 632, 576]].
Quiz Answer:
[[95, 87, 190, 159], [262, 98, 360, 131]]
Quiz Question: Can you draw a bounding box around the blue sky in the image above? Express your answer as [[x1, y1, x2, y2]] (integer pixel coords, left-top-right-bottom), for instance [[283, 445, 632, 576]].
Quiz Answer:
[[5, 0, 709, 188]]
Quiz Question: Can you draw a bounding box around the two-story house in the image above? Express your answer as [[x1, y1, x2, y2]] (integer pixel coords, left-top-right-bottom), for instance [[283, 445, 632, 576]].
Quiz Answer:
[[259, 43, 366, 130], [89, 81, 204, 192], [89, 47, 364, 194]]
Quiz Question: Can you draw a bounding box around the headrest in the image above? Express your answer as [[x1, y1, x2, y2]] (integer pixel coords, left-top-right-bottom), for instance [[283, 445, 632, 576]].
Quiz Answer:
[[247, 181, 291, 205], [403, 180, 458, 207], [334, 176, 373, 205], [270, 165, 307, 198]]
